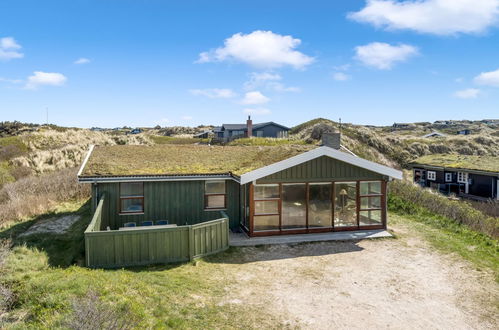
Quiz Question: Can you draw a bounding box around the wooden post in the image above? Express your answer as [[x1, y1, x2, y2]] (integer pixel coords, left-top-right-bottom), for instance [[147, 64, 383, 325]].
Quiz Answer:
[[188, 225, 194, 261]]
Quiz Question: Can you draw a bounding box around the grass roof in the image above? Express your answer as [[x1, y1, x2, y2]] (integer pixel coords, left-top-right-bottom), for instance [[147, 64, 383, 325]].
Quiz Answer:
[[411, 154, 499, 173], [80, 144, 316, 177]]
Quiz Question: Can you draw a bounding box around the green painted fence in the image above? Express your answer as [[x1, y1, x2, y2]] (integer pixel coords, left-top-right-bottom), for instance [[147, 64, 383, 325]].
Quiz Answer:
[[84, 198, 230, 268]]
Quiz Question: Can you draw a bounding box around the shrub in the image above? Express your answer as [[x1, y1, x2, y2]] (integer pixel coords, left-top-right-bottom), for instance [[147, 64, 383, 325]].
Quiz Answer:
[[63, 290, 139, 330], [389, 180, 498, 238], [0, 239, 15, 314], [0, 168, 90, 225]]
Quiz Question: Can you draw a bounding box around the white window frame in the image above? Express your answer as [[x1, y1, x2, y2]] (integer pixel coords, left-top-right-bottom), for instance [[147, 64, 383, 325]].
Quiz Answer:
[[457, 172, 468, 184], [427, 171, 436, 181], [445, 173, 452, 182]]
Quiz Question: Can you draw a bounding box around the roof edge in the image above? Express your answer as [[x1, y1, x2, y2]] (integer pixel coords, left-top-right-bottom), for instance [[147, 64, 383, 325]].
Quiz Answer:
[[77, 144, 95, 177], [240, 146, 403, 184], [78, 173, 240, 183]]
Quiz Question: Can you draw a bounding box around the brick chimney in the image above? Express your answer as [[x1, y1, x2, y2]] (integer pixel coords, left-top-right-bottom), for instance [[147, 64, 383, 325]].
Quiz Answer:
[[246, 115, 253, 137], [322, 132, 341, 149]]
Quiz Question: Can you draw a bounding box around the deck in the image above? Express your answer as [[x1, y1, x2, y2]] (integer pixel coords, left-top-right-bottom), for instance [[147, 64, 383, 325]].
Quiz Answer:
[[229, 229, 392, 247]]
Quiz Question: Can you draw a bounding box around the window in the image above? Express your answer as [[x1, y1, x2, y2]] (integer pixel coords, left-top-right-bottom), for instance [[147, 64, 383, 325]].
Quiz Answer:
[[334, 182, 357, 227], [445, 173, 453, 182], [457, 172, 468, 183], [308, 183, 332, 228], [204, 180, 226, 209], [253, 184, 280, 231], [120, 182, 144, 214], [359, 181, 383, 226], [427, 171, 436, 181], [277, 131, 288, 138]]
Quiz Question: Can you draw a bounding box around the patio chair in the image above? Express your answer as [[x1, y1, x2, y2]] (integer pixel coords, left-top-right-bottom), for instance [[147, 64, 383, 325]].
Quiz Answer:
[[123, 222, 136, 228], [141, 221, 154, 226], [156, 220, 169, 225]]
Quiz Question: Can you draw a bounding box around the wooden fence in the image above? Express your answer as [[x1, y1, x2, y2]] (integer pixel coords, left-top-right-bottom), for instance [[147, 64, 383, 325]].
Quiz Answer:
[[84, 196, 230, 268]]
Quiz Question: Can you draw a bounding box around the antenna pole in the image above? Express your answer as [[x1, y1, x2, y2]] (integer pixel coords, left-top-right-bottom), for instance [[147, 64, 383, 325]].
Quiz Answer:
[[339, 117, 342, 133]]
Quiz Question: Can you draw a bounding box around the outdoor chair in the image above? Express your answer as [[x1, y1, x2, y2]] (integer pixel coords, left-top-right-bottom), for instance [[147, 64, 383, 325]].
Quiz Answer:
[[141, 221, 154, 226], [156, 220, 169, 225], [123, 222, 136, 227]]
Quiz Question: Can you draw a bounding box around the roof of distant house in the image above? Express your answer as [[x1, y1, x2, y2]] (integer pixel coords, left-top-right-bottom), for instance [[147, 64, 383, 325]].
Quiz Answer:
[[410, 154, 499, 174], [221, 122, 290, 131]]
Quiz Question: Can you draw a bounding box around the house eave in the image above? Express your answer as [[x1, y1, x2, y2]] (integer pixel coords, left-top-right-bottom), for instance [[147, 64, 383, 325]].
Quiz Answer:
[[410, 163, 499, 177], [78, 173, 240, 183]]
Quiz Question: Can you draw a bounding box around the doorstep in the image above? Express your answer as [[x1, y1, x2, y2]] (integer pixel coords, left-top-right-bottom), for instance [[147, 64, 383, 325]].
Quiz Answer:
[[229, 229, 392, 247]]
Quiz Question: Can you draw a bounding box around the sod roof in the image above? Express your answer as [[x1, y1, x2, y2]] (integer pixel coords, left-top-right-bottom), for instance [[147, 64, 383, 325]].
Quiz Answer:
[[410, 154, 499, 173], [80, 144, 316, 177]]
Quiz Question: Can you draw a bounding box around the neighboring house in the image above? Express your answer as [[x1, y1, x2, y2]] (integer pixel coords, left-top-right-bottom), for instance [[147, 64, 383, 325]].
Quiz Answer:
[[457, 129, 471, 135], [422, 131, 446, 138], [129, 128, 142, 134], [207, 116, 290, 140], [78, 134, 402, 267], [410, 154, 499, 200]]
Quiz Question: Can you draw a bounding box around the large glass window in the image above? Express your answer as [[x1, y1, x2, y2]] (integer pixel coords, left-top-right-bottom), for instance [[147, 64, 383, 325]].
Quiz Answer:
[[334, 182, 357, 227], [281, 183, 307, 230], [359, 181, 383, 226], [253, 184, 280, 232], [308, 183, 332, 228], [204, 180, 226, 209], [120, 182, 144, 213]]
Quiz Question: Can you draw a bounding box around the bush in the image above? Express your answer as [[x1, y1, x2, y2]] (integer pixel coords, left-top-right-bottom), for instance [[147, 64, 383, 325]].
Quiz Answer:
[[0, 239, 15, 314], [0, 168, 90, 225], [389, 180, 498, 238], [63, 290, 139, 330]]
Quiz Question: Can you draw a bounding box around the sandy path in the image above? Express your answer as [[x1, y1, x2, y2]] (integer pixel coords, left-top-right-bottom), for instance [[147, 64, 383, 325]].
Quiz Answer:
[[221, 223, 498, 329]]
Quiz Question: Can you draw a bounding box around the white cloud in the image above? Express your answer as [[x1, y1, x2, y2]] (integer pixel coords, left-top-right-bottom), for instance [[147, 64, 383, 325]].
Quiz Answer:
[[267, 82, 301, 92], [244, 72, 300, 92], [453, 88, 481, 99], [189, 88, 237, 98], [241, 91, 270, 105], [332, 72, 351, 81], [243, 107, 271, 115], [473, 68, 499, 87], [25, 71, 67, 89], [0, 37, 24, 61], [0, 77, 23, 84], [348, 0, 499, 36], [74, 58, 90, 64], [244, 72, 281, 90], [197, 30, 314, 69], [354, 42, 418, 70], [181, 115, 193, 120]]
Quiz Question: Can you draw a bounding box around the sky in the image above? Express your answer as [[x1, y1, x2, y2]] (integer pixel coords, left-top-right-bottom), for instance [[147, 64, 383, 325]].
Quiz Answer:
[[0, 0, 498, 128]]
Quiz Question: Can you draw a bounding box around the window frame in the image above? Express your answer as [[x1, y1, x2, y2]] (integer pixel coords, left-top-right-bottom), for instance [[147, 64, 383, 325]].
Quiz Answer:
[[119, 182, 145, 215], [457, 172, 468, 183], [358, 181, 383, 227], [445, 173, 453, 182], [427, 171, 436, 181], [253, 183, 281, 232], [204, 180, 227, 210]]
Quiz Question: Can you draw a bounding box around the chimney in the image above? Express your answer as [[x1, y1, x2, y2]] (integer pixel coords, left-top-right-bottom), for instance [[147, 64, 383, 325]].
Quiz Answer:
[[322, 132, 341, 149], [246, 115, 253, 137]]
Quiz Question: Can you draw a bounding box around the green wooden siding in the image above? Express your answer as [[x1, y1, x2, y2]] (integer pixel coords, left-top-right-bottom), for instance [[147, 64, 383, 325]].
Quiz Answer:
[[94, 179, 240, 230], [257, 156, 386, 183], [85, 217, 229, 268]]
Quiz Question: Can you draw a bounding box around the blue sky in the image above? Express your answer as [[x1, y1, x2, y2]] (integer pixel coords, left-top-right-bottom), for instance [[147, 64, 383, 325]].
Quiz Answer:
[[1, 0, 498, 128]]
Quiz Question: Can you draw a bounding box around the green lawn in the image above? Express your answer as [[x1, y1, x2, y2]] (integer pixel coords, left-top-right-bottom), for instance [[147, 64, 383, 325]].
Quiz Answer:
[[0, 201, 277, 329], [0, 198, 497, 328]]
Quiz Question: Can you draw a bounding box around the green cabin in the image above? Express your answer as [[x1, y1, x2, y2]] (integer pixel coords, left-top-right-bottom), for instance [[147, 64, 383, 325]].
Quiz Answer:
[[78, 140, 402, 268]]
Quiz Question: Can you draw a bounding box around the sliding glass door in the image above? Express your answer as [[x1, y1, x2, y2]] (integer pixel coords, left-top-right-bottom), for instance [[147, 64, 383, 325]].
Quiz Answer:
[[281, 183, 307, 230], [308, 183, 332, 228]]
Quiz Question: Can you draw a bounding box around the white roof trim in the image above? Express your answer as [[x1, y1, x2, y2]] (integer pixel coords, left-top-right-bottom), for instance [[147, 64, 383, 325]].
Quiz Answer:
[[240, 146, 403, 184], [77, 144, 95, 177]]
